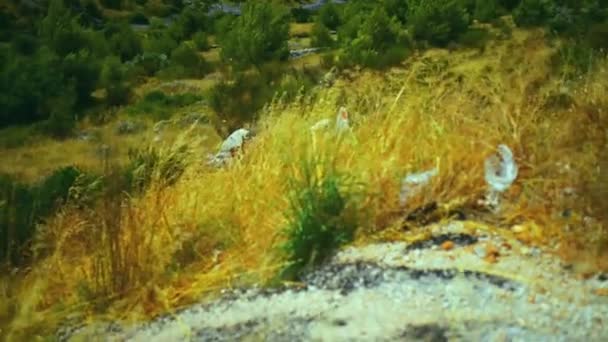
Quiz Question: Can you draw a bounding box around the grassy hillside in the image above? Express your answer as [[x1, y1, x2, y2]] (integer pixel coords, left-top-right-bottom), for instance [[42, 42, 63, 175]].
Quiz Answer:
[[2, 24, 608, 339]]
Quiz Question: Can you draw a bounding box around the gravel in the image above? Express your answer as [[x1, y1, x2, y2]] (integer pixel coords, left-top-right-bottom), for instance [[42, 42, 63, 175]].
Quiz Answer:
[[59, 222, 608, 342]]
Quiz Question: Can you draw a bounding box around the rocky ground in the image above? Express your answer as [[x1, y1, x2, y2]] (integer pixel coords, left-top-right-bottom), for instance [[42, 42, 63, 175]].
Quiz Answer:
[[59, 222, 608, 342]]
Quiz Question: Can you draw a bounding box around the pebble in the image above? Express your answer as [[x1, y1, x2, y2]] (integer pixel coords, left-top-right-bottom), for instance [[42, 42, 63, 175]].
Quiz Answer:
[[59, 223, 608, 342]]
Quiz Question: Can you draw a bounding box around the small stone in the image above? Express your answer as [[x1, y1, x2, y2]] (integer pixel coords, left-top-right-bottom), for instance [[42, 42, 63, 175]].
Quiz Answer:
[[474, 245, 487, 258], [511, 225, 526, 233], [440, 241, 455, 251]]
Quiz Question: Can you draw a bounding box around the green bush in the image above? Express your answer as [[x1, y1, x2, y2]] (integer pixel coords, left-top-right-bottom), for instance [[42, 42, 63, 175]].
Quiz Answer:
[[280, 157, 361, 281], [100, 0, 122, 10], [311, 20, 334, 48], [383, 0, 408, 24], [474, 0, 499, 22], [192, 31, 209, 51], [124, 145, 189, 194], [160, 42, 208, 79], [407, 0, 471, 47], [11, 34, 38, 55], [456, 27, 492, 50], [218, 2, 290, 70], [291, 7, 313, 23], [499, 0, 522, 10], [61, 50, 101, 107], [587, 23, 608, 51], [552, 39, 599, 80], [169, 6, 208, 41], [339, 6, 409, 69], [108, 23, 143, 62], [143, 19, 178, 55], [0, 47, 67, 127], [130, 12, 150, 25], [101, 56, 131, 106], [512, 0, 551, 27], [317, 2, 341, 30], [0, 167, 82, 267]]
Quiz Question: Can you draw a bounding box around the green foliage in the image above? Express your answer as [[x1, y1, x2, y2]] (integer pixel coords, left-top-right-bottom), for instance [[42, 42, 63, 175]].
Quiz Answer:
[[0, 167, 82, 267], [124, 145, 189, 194], [101, 56, 131, 106], [43, 87, 77, 138], [100, 0, 123, 10], [126, 90, 203, 121], [0, 47, 67, 127], [311, 20, 334, 48], [499, 0, 522, 10], [11, 34, 38, 55], [62, 50, 102, 107], [143, 19, 178, 55], [130, 12, 150, 25], [338, 6, 410, 69], [219, 2, 290, 70], [206, 73, 274, 126], [280, 157, 361, 281], [129, 52, 169, 77], [474, 0, 500, 22], [169, 6, 208, 41], [456, 27, 492, 51], [383, 0, 409, 23], [0, 125, 38, 149], [317, 2, 341, 30], [160, 42, 208, 79], [552, 39, 600, 80], [587, 23, 608, 51], [108, 22, 143, 62], [192, 31, 209, 51], [291, 7, 313, 23], [512, 0, 551, 27], [407, 0, 471, 47]]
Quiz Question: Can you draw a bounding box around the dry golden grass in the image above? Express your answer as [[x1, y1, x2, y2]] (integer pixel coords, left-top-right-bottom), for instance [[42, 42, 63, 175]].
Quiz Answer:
[[2, 29, 608, 340], [290, 23, 314, 38]]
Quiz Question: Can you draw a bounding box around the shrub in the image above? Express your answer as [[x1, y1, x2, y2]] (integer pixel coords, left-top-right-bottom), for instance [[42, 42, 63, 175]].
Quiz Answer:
[[100, 0, 122, 10], [218, 2, 290, 70], [587, 23, 608, 51], [552, 39, 599, 80], [61, 50, 101, 107], [456, 27, 492, 51], [291, 7, 313, 23], [339, 6, 409, 69], [0, 167, 82, 267], [499, 0, 521, 11], [11, 34, 38, 55], [143, 18, 176, 54], [383, 0, 408, 24], [161, 42, 208, 78], [101, 56, 131, 106], [0, 47, 67, 127], [474, 0, 499, 22], [130, 12, 150, 25], [407, 0, 471, 47], [124, 145, 189, 194], [43, 89, 77, 138], [169, 6, 208, 41], [192, 31, 209, 51], [280, 156, 361, 281], [109, 23, 143, 62], [311, 20, 334, 48], [512, 0, 551, 27], [317, 2, 341, 30]]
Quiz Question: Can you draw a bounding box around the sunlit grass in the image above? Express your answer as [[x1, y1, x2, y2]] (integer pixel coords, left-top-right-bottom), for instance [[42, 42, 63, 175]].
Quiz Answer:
[[2, 28, 608, 340]]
